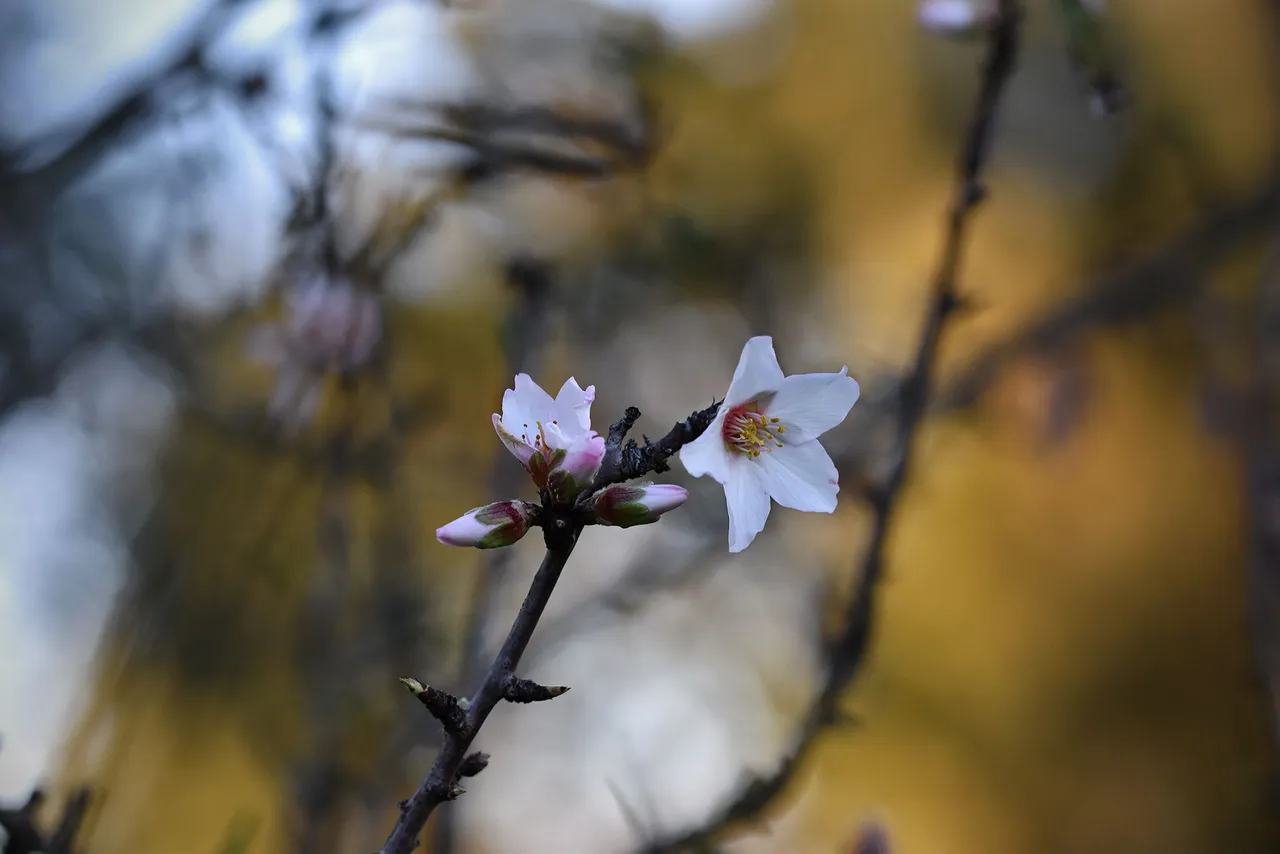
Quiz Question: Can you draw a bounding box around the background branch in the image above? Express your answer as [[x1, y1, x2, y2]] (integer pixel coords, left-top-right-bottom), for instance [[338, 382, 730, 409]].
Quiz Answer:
[[430, 257, 556, 854], [640, 3, 1024, 848]]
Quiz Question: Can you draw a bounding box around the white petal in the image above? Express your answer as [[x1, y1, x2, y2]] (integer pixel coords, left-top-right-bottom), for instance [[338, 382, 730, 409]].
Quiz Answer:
[[725, 336, 785, 406], [493, 413, 536, 467], [679, 413, 732, 480], [505, 373, 557, 435], [765, 370, 860, 444], [725, 466, 771, 553], [756, 440, 839, 513], [554, 377, 594, 434]]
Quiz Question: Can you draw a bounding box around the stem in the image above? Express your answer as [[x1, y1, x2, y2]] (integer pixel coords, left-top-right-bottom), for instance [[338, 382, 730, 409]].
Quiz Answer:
[[379, 531, 581, 854]]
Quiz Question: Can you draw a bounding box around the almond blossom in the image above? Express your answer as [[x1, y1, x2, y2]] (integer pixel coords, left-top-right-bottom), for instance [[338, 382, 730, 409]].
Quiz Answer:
[[680, 336, 860, 553], [492, 373, 606, 501]]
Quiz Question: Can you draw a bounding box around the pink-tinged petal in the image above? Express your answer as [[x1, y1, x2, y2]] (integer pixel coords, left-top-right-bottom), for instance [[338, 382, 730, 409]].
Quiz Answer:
[[493, 412, 536, 468], [679, 412, 732, 480], [726, 465, 771, 553], [436, 509, 495, 547], [593, 483, 689, 527], [552, 432, 606, 495], [765, 369, 860, 444], [437, 501, 533, 549], [725, 336, 785, 407], [757, 440, 839, 513]]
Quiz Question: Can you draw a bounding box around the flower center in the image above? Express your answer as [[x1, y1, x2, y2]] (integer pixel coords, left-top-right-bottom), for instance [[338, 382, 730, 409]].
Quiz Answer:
[[519, 419, 560, 454], [722, 402, 785, 458]]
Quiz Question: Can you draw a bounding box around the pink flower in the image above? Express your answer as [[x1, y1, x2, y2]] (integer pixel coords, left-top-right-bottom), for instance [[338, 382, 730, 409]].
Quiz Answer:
[[492, 374, 606, 501]]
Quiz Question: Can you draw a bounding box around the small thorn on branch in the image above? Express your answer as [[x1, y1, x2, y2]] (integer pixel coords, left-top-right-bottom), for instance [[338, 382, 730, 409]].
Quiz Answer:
[[502, 675, 570, 703], [400, 678, 468, 735], [427, 781, 467, 802], [592, 400, 722, 491], [457, 752, 490, 778]]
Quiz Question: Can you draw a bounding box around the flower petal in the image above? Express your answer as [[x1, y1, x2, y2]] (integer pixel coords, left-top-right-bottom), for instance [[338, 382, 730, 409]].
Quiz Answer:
[[507, 373, 557, 432], [765, 369, 860, 444], [679, 412, 732, 480], [757, 440, 839, 513], [493, 412, 536, 467], [726, 464, 771, 553], [725, 336, 785, 406], [554, 377, 595, 433], [551, 432, 606, 496]]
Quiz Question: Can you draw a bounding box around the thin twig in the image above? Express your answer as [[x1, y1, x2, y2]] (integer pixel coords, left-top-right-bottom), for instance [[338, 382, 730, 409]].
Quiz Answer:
[[934, 171, 1280, 415], [381, 401, 718, 853], [639, 4, 1024, 849], [292, 372, 360, 854], [430, 258, 556, 854], [1242, 0, 1280, 794], [0, 785, 92, 854], [378, 534, 582, 854]]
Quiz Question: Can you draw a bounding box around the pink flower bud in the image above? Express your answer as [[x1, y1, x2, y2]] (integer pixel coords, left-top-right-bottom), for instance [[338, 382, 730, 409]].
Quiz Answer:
[[436, 501, 535, 549], [592, 483, 688, 528], [547, 433, 607, 501]]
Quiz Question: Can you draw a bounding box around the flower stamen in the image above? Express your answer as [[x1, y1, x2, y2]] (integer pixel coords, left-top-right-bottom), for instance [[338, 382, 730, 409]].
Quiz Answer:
[[723, 402, 783, 459]]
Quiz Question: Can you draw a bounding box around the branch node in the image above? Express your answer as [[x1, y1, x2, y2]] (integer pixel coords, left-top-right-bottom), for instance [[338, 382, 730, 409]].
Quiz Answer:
[[457, 752, 490, 779], [400, 678, 468, 735]]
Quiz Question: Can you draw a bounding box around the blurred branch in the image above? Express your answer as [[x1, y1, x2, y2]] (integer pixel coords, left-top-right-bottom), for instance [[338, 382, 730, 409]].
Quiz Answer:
[[292, 371, 359, 854], [639, 3, 1025, 849], [431, 258, 556, 854], [1247, 230, 1280, 776], [1243, 0, 1280, 787], [1052, 0, 1127, 114], [0, 784, 91, 854], [934, 172, 1280, 415]]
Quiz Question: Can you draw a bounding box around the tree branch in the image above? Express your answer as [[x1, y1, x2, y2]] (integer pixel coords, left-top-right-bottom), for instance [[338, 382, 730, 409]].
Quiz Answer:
[[639, 3, 1024, 849], [934, 171, 1280, 415], [378, 534, 581, 854], [430, 258, 556, 854], [589, 401, 722, 492]]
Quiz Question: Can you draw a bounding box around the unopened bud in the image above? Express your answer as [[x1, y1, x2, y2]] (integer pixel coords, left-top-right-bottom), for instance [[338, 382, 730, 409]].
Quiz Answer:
[[436, 501, 536, 549], [592, 483, 688, 528]]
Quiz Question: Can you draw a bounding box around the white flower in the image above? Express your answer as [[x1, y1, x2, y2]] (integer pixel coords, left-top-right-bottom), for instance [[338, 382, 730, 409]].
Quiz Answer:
[[493, 373, 606, 500], [680, 336, 860, 553]]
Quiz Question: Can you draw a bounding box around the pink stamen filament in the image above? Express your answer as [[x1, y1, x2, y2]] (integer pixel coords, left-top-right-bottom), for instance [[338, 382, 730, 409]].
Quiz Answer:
[[722, 402, 785, 458]]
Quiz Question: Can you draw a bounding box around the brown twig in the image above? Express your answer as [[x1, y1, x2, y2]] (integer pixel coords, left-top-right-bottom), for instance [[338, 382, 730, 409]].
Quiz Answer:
[[639, 3, 1025, 849], [429, 258, 556, 854], [378, 532, 581, 854], [0, 785, 92, 854], [380, 402, 718, 854]]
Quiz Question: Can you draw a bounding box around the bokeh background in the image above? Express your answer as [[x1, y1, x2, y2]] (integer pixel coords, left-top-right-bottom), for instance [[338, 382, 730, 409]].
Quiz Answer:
[[2, 0, 1280, 852]]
